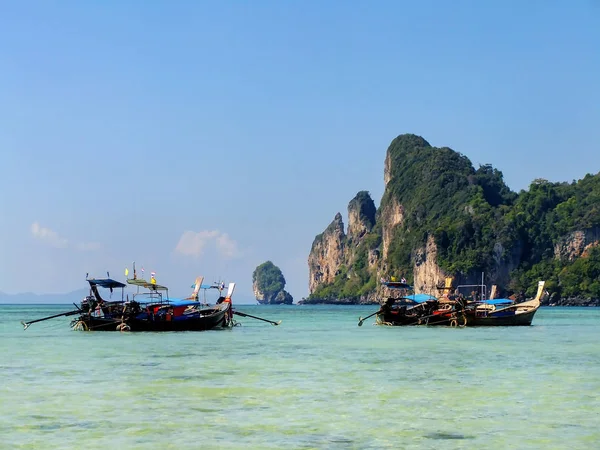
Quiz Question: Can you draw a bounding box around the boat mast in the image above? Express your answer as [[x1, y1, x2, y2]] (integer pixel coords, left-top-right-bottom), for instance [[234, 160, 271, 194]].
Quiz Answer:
[[481, 272, 485, 301]]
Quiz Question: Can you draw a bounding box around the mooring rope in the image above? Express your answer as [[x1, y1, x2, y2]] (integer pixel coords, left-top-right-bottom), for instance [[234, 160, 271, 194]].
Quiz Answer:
[[71, 320, 88, 331]]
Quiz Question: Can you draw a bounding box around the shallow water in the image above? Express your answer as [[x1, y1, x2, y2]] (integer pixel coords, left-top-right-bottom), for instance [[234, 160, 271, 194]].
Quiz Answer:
[[1, 305, 599, 449]]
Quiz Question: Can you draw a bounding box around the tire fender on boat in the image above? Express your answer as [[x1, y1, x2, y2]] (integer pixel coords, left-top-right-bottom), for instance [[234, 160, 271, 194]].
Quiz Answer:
[[116, 323, 130, 332]]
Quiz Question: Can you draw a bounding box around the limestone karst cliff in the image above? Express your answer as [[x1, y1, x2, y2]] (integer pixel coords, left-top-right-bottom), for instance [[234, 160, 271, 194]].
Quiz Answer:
[[307, 134, 600, 304], [308, 213, 346, 294], [253, 261, 293, 305]]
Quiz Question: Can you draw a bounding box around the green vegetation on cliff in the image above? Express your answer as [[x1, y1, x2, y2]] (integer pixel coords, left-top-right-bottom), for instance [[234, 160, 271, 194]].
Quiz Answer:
[[253, 261, 293, 304], [384, 136, 500, 277], [504, 176, 600, 298], [309, 134, 600, 301], [253, 261, 285, 296]]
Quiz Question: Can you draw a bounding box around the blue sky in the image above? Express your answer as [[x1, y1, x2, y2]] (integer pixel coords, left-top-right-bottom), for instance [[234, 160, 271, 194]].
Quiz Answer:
[[1, 1, 599, 302]]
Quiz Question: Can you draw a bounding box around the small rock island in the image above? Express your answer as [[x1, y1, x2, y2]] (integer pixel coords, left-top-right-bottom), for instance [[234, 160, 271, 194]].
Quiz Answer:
[[252, 261, 294, 305]]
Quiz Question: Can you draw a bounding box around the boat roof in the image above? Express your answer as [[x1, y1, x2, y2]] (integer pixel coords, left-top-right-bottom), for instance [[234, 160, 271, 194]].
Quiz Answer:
[[134, 299, 205, 307], [87, 278, 127, 289], [403, 293, 437, 303], [127, 278, 168, 291], [167, 299, 203, 307], [382, 281, 412, 290], [483, 298, 514, 305], [190, 283, 223, 290]]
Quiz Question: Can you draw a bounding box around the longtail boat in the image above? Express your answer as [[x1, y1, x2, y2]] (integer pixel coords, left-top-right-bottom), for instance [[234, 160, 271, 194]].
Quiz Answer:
[[463, 281, 545, 326], [372, 281, 466, 327], [22, 270, 282, 331], [359, 278, 545, 328], [70, 275, 235, 332]]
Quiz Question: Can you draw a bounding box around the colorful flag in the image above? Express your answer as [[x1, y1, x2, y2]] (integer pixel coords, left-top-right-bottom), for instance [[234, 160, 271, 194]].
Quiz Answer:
[[125, 268, 129, 277]]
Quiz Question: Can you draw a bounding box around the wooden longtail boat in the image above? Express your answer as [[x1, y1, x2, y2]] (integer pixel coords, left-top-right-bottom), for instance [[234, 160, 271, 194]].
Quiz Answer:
[[360, 278, 545, 328], [22, 268, 281, 331], [70, 275, 235, 332], [463, 281, 545, 326], [373, 281, 467, 327]]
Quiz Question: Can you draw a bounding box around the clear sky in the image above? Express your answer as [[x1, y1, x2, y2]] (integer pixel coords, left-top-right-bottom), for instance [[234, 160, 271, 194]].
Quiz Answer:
[[1, 1, 599, 302]]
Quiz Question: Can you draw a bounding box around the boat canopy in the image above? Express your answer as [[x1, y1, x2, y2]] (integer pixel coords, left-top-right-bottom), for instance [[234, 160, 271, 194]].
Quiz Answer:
[[166, 299, 203, 307], [189, 284, 223, 290], [127, 279, 168, 291], [382, 281, 436, 302], [404, 293, 437, 303], [482, 298, 514, 305], [87, 278, 127, 289]]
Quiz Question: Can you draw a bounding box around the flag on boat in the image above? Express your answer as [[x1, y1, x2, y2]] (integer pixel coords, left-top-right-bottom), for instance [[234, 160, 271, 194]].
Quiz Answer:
[[150, 271, 156, 284], [125, 268, 129, 277]]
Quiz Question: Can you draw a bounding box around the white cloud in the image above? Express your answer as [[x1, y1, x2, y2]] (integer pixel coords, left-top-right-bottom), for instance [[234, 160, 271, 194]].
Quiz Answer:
[[76, 241, 102, 251], [215, 232, 239, 258], [31, 222, 101, 251], [31, 222, 68, 248], [175, 230, 240, 259]]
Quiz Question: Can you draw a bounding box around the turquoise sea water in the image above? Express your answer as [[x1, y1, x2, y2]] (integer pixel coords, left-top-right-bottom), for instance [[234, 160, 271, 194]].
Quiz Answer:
[[1, 304, 599, 449]]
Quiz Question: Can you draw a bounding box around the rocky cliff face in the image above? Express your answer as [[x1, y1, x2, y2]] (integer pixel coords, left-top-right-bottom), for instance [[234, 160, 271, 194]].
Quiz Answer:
[[307, 192, 380, 297], [412, 235, 446, 295], [307, 133, 600, 304], [554, 228, 600, 261], [347, 191, 376, 243], [308, 135, 453, 302], [253, 281, 293, 304], [380, 197, 404, 261], [308, 213, 346, 294]]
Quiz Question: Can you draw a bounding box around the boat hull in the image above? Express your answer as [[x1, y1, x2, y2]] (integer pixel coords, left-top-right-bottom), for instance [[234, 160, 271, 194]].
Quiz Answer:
[[72, 316, 123, 331], [465, 307, 539, 326], [377, 307, 467, 327], [368, 280, 546, 328], [127, 309, 230, 332], [376, 312, 420, 326], [74, 304, 232, 332]]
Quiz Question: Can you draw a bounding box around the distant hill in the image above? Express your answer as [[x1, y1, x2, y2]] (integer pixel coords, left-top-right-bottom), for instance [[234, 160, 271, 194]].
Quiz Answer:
[[0, 289, 90, 304], [0, 289, 258, 305]]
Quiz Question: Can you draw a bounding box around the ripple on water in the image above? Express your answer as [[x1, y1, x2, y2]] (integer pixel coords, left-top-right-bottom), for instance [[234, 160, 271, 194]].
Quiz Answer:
[[425, 432, 475, 440]]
